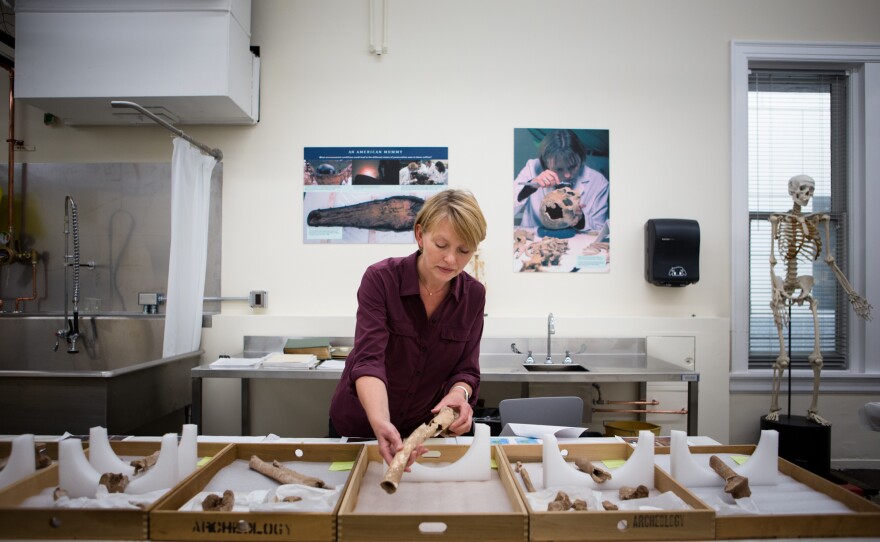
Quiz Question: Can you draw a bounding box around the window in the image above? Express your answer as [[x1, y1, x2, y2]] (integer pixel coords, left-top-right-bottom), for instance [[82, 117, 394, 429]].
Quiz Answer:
[[748, 68, 849, 369], [731, 42, 880, 392]]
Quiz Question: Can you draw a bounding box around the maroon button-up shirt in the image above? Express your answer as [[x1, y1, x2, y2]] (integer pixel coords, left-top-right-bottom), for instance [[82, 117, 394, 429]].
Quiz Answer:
[[329, 250, 485, 438]]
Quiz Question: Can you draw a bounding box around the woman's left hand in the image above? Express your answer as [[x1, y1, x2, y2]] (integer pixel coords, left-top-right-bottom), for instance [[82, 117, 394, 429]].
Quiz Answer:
[[431, 390, 473, 436]]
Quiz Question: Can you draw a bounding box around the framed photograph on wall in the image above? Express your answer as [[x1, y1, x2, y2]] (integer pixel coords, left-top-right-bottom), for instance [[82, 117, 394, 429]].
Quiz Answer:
[[303, 147, 447, 244], [512, 128, 610, 272]]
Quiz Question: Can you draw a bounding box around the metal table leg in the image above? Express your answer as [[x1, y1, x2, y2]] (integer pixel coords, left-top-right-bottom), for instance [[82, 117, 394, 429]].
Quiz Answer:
[[241, 378, 250, 436], [191, 377, 202, 434]]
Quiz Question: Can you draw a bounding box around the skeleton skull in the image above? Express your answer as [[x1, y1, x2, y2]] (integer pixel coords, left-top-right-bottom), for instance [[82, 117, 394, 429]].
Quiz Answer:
[[788, 175, 815, 207], [539, 187, 583, 229]]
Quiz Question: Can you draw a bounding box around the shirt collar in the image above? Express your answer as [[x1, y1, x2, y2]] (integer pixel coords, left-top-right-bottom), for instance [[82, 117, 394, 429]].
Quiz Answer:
[[401, 250, 462, 301]]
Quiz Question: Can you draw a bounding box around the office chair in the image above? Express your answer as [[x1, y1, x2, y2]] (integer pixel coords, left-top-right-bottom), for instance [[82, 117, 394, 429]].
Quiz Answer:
[[498, 396, 592, 436]]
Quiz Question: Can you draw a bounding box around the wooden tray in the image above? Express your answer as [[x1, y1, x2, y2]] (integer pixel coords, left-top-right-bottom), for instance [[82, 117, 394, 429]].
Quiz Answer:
[[337, 444, 529, 542], [0, 439, 229, 540], [655, 444, 880, 539], [150, 442, 364, 542], [500, 442, 715, 541]]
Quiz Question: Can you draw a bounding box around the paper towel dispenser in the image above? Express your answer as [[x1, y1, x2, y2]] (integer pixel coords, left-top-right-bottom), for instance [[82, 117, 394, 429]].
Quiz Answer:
[[645, 219, 700, 287], [14, 0, 260, 126]]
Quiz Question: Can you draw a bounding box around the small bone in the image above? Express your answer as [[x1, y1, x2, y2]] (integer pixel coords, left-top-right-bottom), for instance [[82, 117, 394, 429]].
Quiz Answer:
[[130, 451, 160, 475], [53, 487, 68, 501], [282, 496, 303, 503], [574, 457, 612, 483], [202, 490, 234, 511], [547, 500, 567, 511], [602, 500, 618, 510], [515, 461, 536, 493], [35, 446, 52, 469], [248, 456, 326, 488], [553, 490, 572, 510], [572, 498, 589, 511], [709, 455, 751, 499], [99, 472, 130, 493], [619, 484, 649, 500]]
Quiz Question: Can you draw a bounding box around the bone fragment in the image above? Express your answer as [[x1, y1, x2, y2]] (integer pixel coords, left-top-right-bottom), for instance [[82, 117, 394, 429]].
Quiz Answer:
[[515, 461, 536, 492], [99, 472, 130, 493], [248, 456, 326, 488], [602, 500, 618, 510], [574, 457, 612, 483], [709, 455, 751, 499], [547, 500, 567, 511], [36, 446, 52, 469], [130, 451, 160, 475], [282, 496, 303, 503], [202, 490, 234, 511], [619, 484, 649, 500], [553, 490, 572, 510], [53, 487, 68, 501], [380, 406, 457, 494], [572, 498, 589, 511]]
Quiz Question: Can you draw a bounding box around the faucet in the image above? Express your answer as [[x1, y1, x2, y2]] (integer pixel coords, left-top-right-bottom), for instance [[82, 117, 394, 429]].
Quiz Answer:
[[55, 195, 81, 354], [545, 312, 555, 363]]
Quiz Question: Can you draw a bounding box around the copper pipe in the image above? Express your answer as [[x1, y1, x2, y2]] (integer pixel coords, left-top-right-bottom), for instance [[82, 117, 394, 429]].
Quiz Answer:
[[14, 255, 38, 312], [595, 399, 659, 406], [592, 408, 688, 415]]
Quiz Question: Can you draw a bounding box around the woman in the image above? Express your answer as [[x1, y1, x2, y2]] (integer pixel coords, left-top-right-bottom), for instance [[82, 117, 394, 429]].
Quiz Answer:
[[329, 189, 488, 466]]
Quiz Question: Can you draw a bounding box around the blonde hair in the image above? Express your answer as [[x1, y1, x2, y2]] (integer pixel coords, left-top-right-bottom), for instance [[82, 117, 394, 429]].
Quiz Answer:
[[415, 189, 487, 251]]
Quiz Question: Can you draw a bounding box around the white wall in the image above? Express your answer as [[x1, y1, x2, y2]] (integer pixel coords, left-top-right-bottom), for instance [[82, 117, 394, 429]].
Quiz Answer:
[[4, 1, 879, 460]]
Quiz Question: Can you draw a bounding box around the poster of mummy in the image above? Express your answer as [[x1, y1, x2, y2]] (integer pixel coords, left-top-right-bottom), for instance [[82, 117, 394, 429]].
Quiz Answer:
[[303, 147, 448, 243], [513, 128, 610, 273]]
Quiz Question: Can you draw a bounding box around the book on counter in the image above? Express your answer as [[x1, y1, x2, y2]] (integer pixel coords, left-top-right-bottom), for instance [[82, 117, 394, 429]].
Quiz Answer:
[[282, 338, 332, 359], [261, 352, 319, 369]]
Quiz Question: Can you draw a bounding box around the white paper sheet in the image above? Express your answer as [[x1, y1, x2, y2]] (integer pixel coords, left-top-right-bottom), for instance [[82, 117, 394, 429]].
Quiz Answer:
[[507, 423, 587, 439]]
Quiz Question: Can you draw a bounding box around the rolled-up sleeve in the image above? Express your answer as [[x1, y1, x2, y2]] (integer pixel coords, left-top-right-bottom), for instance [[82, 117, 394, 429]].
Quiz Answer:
[[346, 267, 390, 389]]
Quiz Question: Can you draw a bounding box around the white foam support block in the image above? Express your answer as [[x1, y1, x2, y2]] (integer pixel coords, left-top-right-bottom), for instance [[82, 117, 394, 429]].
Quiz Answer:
[[58, 438, 101, 498], [670, 429, 780, 488], [733, 429, 779, 486], [0, 434, 37, 490], [670, 430, 720, 487], [543, 429, 655, 490], [405, 423, 491, 482], [178, 424, 198, 479], [126, 433, 179, 494], [88, 426, 135, 476]]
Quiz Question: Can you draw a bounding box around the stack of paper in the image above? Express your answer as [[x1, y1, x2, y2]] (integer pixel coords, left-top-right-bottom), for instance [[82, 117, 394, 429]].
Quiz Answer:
[[209, 356, 265, 368], [261, 352, 318, 369]]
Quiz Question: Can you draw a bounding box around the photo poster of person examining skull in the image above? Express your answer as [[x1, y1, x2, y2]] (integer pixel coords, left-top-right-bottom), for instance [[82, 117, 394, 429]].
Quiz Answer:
[[303, 146, 448, 244], [513, 128, 610, 273]]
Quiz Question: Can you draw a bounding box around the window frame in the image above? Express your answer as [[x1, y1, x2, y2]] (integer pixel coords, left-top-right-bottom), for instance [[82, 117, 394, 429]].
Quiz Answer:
[[730, 41, 880, 393]]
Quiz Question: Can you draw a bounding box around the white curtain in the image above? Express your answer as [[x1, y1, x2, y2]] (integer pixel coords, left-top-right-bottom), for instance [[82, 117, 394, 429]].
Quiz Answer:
[[163, 138, 217, 357]]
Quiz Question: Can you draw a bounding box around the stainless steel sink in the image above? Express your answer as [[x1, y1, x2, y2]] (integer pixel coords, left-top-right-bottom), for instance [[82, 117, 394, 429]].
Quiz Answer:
[[523, 364, 589, 372]]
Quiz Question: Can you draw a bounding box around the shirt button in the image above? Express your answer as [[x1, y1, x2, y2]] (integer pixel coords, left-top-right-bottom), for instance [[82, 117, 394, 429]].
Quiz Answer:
[[420, 346, 427, 353]]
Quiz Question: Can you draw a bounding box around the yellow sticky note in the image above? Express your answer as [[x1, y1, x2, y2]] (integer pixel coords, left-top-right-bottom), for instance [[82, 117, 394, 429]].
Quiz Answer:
[[602, 459, 626, 469], [490, 458, 497, 469], [731, 455, 750, 465], [329, 461, 354, 471], [196, 456, 212, 467]]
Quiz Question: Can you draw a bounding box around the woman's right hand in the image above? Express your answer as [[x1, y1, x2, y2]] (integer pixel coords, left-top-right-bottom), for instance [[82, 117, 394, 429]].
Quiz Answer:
[[373, 420, 404, 466], [373, 420, 426, 469]]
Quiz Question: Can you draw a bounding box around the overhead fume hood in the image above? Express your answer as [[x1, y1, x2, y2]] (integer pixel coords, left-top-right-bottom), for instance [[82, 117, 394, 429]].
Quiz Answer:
[[14, 0, 260, 125]]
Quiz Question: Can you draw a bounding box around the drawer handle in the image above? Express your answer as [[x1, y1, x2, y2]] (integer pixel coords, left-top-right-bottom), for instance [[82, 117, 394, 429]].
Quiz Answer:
[[418, 522, 447, 534]]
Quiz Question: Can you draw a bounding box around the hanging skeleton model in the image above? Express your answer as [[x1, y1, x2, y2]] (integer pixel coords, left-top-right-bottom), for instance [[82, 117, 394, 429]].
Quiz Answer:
[[766, 175, 873, 426]]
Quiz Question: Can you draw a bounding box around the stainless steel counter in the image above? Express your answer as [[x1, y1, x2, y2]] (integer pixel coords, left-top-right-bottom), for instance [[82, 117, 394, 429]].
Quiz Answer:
[[191, 336, 699, 435]]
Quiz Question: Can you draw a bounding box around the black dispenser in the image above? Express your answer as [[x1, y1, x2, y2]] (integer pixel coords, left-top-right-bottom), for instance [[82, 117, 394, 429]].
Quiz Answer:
[[645, 219, 700, 286]]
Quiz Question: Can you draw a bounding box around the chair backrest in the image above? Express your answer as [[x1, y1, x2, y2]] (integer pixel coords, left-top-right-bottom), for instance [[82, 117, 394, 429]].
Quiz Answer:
[[498, 396, 584, 428]]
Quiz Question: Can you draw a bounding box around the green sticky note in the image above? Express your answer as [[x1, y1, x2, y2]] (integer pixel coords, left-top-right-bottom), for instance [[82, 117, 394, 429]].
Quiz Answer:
[[329, 461, 354, 471], [731, 455, 750, 465], [602, 459, 626, 469], [490, 458, 497, 469], [196, 456, 212, 467]]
